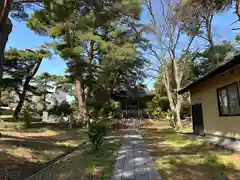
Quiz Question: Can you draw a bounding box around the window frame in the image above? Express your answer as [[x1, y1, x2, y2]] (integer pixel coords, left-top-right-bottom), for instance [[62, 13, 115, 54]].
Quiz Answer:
[[217, 82, 240, 116]]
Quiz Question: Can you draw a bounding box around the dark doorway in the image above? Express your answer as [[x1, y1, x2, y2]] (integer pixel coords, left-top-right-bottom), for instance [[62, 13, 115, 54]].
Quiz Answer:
[[192, 103, 204, 135]]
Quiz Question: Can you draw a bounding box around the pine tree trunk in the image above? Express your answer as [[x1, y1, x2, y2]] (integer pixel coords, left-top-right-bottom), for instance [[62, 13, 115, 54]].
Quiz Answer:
[[0, 17, 12, 81], [0, 0, 11, 25], [75, 77, 85, 115], [14, 78, 30, 118], [0, 0, 12, 80], [83, 40, 94, 121], [14, 59, 42, 118]]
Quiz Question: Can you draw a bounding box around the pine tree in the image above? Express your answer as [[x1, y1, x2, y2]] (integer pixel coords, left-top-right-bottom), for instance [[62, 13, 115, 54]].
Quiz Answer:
[[3, 48, 50, 118], [27, 0, 148, 119]]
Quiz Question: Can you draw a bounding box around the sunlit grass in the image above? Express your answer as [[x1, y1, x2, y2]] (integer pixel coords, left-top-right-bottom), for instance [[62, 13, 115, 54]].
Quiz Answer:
[[0, 121, 51, 133], [0, 120, 88, 180], [182, 125, 193, 133], [160, 131, 203, 148], [141, 120, 240, 180], [0, 118, 123, 180], [27, 130, 123, 179], [6, 147, 34, 160], [55, 140, 82, 148], [0, 115, 13, 119]]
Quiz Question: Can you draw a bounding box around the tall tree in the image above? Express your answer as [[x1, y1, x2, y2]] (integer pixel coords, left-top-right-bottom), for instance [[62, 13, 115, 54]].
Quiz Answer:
[[27, 0, 147, 120], [179, 0, 235, 67], [145, 0, 198, 129]]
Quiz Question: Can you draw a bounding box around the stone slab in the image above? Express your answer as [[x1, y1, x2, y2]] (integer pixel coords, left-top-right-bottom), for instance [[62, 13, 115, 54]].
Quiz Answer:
[[111, 118, 162, 180]]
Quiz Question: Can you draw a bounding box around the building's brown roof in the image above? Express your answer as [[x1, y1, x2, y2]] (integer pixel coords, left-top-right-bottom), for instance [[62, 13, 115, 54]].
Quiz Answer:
[[178, 54, 240, 94]]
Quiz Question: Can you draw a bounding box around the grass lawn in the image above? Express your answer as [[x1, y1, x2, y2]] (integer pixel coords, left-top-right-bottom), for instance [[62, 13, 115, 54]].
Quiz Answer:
[[141, 119, 240, 180], [27, 129, 124, 180], [0, 120, 86, 180]]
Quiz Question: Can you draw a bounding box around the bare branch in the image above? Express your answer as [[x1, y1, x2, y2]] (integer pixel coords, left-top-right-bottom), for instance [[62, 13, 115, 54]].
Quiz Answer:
[[144, 0, 157, 27], [185, 35, 195, 52], [171, 27, 181, 59], [145, 65, 159, 73]]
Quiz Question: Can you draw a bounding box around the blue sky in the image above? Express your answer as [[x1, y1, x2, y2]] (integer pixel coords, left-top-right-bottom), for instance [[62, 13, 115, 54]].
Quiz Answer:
[[6, 21, 66, 76], [6, 4, 240, 90]]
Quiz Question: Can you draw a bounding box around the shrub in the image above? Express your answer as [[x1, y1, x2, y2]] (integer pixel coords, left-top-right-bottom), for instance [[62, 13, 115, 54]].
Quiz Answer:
[[49, 101, 74, 116], [205, 155, 218, 164], [87, 121, 108, 152]]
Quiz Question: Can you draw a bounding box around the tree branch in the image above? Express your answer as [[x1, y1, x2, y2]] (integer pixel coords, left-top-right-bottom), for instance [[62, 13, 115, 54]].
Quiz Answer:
[[144, 0, 157, 27]]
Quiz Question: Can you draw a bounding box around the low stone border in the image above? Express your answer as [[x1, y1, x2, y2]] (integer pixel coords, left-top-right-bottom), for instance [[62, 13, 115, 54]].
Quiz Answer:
[[184, 133, 240, 153], [205, 133, 240, 143], [23, 141, 87, 180]]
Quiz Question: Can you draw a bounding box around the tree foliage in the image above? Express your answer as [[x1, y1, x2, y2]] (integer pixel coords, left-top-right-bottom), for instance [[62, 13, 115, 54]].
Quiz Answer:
[[27, 0, 148, 120], [188, 42, 237, 82], [2, 48, 50, 117]]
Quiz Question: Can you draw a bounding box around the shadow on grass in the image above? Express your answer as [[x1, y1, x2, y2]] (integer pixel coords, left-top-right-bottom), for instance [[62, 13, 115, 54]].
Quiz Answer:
[[141, 127, 240, 180], [0, 135, 73, 151], [23, 122, 84, 130], [0, 150, 43, 180], [0, 128, 86, 180], [0, 121, 84, 133], [0, 116, 42, 122], [0, 140, 89, 180], [0, 120, 124, 180], [24, 129, 123, 180]]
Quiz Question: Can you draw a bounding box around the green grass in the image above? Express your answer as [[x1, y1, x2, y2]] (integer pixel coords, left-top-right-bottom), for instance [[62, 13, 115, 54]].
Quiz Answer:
[[24, 129, 123, 180], [0, 119, 88, 180], [141, 121, 240, 180], [0, 121, 52, 133], [0, 119, 123, 180], [182, 125, 193, 133]]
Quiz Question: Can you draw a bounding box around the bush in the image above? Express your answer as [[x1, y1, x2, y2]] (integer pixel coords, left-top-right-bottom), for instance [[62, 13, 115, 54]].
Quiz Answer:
[[49, 101, 74, 116], [87, 121, 108, 152]]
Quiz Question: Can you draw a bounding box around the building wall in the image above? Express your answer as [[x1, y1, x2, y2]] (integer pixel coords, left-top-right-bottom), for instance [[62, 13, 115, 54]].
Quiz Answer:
[[191, 65, 240, 136]]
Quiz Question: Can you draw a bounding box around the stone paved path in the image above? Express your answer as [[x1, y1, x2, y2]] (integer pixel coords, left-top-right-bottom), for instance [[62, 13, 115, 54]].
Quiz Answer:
[[111, 119, 162, 180]]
